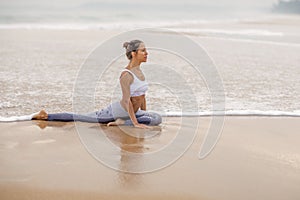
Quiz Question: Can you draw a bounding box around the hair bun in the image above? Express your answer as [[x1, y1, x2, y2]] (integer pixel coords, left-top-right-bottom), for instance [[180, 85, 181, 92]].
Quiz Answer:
[[123, 42, 129, 49], [123, 40, 143, 60]]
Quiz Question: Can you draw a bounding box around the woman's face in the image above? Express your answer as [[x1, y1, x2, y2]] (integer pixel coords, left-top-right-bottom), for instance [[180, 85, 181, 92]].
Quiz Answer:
[[134, 43, 148, 62]]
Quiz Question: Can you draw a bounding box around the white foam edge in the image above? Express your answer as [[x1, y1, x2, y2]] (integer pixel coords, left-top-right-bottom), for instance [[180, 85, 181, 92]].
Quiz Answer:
[[1, 110, 300, 122], [158, 110, 300, 117], [0, 112, 38, 122]]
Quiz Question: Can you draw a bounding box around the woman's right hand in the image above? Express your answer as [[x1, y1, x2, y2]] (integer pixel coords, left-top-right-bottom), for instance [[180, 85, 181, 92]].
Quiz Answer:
[[133, 123, 151, 129]]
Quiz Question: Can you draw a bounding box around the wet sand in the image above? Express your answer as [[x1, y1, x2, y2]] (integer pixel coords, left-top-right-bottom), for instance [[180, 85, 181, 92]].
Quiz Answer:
[[0, 117, 300, 200]]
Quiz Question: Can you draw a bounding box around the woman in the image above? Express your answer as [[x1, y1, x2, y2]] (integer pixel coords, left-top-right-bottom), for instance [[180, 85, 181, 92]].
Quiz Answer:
[[32, 40, 162, 129]]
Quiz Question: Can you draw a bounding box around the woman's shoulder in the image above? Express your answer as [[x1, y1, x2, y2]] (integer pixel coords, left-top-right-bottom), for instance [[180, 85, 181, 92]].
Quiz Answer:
[[120, 68, 134, 81]]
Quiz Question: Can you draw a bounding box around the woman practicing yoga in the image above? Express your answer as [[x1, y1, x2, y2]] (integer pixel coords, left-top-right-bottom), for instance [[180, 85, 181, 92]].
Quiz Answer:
[[32, 40, 162, 129]]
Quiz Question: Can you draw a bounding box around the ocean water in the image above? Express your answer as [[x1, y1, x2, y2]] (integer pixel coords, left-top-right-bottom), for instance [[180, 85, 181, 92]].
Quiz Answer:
[[0, 1, 300, 118]]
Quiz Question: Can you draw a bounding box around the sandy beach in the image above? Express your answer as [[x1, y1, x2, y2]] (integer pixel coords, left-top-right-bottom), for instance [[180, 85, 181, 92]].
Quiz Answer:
[[0, 117, 299, 200], [1, 11, 300, 200]]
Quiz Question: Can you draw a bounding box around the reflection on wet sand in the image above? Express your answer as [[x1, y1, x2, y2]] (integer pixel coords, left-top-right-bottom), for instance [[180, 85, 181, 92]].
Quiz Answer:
[[32, 120, 165, 187], [31, 118, 186, 189], [33, 120, 162, 153], [33, 120, 75, 130]]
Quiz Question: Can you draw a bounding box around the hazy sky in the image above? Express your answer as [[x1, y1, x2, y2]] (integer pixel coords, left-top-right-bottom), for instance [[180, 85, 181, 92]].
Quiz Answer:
[[0, 0, 279, 8], [0, 0, 280, 20]]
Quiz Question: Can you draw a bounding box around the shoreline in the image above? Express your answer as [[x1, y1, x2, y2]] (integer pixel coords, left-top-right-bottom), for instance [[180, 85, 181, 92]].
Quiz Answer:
[[1, 111, 300, 122], [1, 117, 299, 200]]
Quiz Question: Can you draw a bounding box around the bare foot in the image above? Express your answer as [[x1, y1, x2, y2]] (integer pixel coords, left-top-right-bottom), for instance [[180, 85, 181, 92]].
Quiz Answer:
[[32, 110, 48, 120], [107, 118, 125, 127]]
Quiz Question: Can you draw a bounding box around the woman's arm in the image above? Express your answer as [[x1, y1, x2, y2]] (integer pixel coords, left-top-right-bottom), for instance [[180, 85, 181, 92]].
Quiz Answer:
[[120, 72, 149, 128]]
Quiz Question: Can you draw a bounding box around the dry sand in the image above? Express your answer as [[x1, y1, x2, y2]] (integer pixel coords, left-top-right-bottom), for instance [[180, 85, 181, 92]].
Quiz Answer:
[[0, 117, 300, 200]]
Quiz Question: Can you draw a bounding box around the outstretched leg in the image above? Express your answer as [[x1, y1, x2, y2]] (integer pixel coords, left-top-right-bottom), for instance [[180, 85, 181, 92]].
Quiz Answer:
[[32, 110, 114, 123], [33, 103, 119, 123], [47, 112, 100, 122], [31, 103, 118, 123]]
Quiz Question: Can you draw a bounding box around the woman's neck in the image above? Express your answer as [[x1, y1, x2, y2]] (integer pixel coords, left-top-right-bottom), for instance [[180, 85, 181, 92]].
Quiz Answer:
[[128, 60, 141, 70]]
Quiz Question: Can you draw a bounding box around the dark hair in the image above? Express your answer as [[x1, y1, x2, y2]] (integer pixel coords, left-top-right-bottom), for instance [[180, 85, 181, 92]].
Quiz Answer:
[[123, 40, 143, 60]]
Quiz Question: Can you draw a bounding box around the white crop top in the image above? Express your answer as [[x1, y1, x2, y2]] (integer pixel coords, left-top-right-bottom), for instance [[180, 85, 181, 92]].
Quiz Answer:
[[122, 69, 148, 97]]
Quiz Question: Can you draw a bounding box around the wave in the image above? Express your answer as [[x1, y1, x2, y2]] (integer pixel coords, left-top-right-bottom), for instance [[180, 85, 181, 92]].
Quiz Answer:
[[0, 21, 195, 30], [0, 23, 126, 30], [0, 18, 270, 31], [0, 22, 285, 43], [171, 28, 284, 37]]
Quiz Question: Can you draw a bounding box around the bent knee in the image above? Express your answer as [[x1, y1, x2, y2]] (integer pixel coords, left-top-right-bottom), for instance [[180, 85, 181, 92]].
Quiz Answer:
[[150, 112, 162, 125]]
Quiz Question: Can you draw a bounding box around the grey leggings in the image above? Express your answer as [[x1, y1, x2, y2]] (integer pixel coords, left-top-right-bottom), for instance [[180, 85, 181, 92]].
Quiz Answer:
[[47, 102, 162, 126]]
